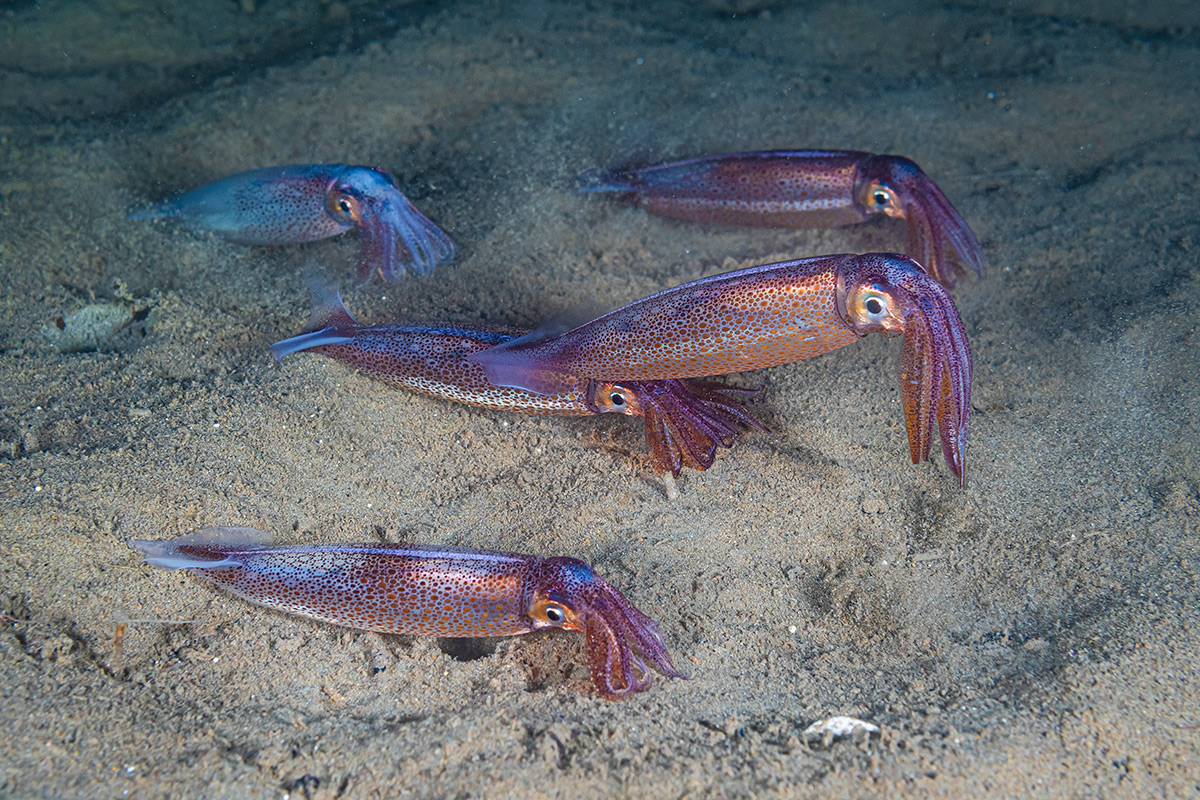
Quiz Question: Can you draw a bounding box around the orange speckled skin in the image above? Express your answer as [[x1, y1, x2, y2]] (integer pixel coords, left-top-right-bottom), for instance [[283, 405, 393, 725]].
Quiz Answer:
[[140, 533, 683, 700], [474, 253, 972, 485], [478, 255, 862, 383], [582, 150, 985, 288]]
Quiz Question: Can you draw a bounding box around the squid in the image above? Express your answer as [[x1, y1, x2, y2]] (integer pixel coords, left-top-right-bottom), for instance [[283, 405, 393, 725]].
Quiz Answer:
[[130, 528, 683, 700], [130, 164, 455, 284], [580, 150, 984, 288], [471, 253, 973, 486], [270, 274, 766, 475]]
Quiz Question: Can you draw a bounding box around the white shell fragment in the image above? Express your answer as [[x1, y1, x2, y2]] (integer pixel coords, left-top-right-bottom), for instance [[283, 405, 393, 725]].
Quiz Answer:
[[802, 715, 880, 746]]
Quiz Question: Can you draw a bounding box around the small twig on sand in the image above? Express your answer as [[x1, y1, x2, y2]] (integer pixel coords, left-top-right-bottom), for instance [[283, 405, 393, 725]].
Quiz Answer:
[[110, 610, 201, 679]]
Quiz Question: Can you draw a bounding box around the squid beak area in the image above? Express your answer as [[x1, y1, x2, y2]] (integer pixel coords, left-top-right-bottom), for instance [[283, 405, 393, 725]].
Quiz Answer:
[[898, 285, 972, 488], [579, 587, 686, 701], [643, 403, 717, 476], [354, 210, 395, 286], [356, 197, 454, 285], [635, 379, 767, 476]]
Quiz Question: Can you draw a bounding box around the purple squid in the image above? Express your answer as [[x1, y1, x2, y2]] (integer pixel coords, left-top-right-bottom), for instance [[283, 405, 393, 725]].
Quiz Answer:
[[470, 252, 973, 487], [130, 164, 455, 284], [579, 150, 984, 288], [129, 527, 683, 700]]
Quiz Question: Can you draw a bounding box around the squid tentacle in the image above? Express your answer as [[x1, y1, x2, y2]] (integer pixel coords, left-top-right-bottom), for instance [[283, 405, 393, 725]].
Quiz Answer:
[[885, 266, 972, 485], [578, 582, 682, 698], [590, 379, 768, 475]]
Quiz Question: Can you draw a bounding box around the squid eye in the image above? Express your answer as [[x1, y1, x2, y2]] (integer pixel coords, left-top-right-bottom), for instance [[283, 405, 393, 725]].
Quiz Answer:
[[327, 190, 359, 222], [865, 182, 899, 211], [544, 605, 566, 624], [852, 288, 902, 334], [608, 392, 626, 408]]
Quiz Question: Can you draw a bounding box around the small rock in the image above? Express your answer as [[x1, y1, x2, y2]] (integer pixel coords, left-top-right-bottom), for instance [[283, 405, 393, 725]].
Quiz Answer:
[[861, 492, 885, 514]]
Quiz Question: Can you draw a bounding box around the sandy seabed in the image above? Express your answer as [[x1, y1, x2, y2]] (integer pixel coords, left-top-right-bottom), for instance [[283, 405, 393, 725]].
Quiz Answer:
[[1, 1, 1198, 797]]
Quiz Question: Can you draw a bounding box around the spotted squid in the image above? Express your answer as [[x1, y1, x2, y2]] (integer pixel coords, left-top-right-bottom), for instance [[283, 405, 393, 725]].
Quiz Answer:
[[130, 164, 455, 284], [129, 528, 682, 700], [579, 150, 984, 288], [270, 274, 765, 475], [471, 252, 972, 486]]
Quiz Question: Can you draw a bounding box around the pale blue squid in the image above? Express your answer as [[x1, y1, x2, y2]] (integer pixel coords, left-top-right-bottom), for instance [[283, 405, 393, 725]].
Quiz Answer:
[[130, 164, 456, 284]]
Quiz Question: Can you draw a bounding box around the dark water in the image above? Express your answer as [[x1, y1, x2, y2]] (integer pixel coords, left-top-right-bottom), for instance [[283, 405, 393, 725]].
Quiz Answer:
[[1, 1, 1198, 797]]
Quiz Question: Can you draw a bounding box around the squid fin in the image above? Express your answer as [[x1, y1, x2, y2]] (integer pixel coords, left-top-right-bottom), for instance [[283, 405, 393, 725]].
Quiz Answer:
[[127, 527, 273, 571]]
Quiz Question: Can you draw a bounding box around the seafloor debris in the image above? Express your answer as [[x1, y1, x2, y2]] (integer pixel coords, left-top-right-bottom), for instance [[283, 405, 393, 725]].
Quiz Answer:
[[41, 282, 152, 353], [802, 715, 880, 747]]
